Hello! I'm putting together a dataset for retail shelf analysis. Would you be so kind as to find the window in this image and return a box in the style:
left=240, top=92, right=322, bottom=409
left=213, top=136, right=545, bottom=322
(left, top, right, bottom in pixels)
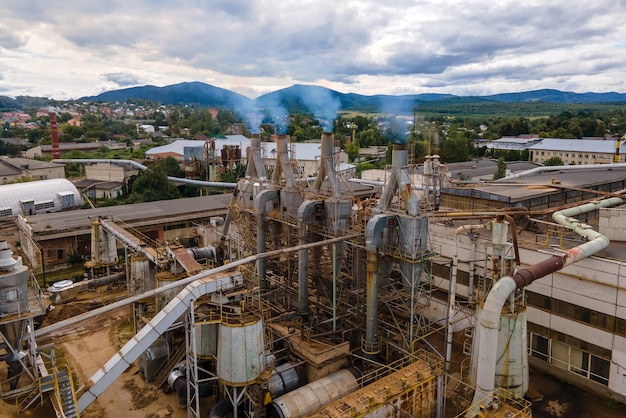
left=530, top=333, right=549, bottom=362
left=34, top=200, right=55, bottom=211
left=0, top=208, right=12, bottom=217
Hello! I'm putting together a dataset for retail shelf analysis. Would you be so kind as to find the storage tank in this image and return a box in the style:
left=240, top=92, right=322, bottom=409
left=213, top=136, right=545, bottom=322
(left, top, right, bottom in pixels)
left=216, top=313, right=267, bottom=386
left=0, top=241, right=30, bottom=389
left=268, top=367, right=361, bottom=418
left=138, top=337, right=169, bottom=383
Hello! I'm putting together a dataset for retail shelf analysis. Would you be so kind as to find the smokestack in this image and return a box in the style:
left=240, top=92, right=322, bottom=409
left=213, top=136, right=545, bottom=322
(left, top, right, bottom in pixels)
left=615, top=140, right=622, bottom=163
left=49, top=112, right=61, bottom=160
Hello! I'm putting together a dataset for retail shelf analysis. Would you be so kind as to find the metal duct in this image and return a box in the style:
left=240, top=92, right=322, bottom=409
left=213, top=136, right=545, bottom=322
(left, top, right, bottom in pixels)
left=313, top=132, right=340, bottom=197
left=297, top=200, right=322, bottom=318
left=467, top=196, right=624, bottom=417
left=364, top=214, right=394, bottom=356
left=272, top=135, right=297, bottom=189
left=379, top=143, right=419, bottom=216
left=254, top=189, right=279, bottom=289
left=52, top=159, right=237, bottom=188
left=246, top=134, right=267, bottom=181
left=268, top=367, right=361, bottom=418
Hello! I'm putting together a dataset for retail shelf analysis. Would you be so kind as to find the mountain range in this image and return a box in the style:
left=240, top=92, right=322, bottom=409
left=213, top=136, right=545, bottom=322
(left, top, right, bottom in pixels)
left=79, top=83, right=626, bottom=114
left=3, top=82, right=626, bottom=115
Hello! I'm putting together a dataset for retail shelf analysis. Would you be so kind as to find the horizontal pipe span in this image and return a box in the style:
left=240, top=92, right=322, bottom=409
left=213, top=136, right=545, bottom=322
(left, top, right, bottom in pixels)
left=52, top=159, right=236, bottom=188
left=34, top=234, right=359, bottom=338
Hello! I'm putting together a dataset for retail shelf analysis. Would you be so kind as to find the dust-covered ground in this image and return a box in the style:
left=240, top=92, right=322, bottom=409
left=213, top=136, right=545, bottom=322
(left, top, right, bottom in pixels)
left=1, top=290, right=188, bottom=418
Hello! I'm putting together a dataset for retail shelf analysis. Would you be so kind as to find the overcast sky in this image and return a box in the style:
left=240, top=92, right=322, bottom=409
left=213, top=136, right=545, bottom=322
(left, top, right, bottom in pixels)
left=2, top=1, right=626, bottom=100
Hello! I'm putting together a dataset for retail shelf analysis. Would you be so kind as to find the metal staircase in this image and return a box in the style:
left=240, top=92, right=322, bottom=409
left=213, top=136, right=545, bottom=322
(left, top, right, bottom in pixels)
left=152, top=343, right=187, bottom=389
left=18, top=367, right=80, bottom=418
left=54, top=369, right=79, bottom=418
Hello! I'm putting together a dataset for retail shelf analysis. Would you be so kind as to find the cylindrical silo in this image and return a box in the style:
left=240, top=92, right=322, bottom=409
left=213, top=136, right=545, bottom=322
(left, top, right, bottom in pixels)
left=194, top=322, right=218, bottom=358
left=0, top=241, right=30, bottom=390
left=268, top=367, right=361, bottom=418
left=216, top=314, right=267, bottom=386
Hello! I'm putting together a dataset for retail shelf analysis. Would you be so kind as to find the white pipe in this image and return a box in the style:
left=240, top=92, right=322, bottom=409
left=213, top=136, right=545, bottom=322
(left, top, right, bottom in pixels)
left=503, top=162, right=626, bottom=180
left=446, top=225, right=484, bottom=373
left=52, top=158, right=237, bottom=188
left=467, top=196, right=623, bottom=417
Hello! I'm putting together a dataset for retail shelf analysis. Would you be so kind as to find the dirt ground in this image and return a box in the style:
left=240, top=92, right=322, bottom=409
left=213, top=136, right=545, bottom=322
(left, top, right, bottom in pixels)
left=0, top=295, right=188, bottom=418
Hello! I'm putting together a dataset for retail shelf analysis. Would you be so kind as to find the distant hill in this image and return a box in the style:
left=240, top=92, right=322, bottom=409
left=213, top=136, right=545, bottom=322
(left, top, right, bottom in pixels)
left=79, top=81, right=251, bottom=108
left=79, top=83, right=626, bottom=115
left=1, top=83, right=623, bottom=114
left=480, top=89, right=626, bottom=104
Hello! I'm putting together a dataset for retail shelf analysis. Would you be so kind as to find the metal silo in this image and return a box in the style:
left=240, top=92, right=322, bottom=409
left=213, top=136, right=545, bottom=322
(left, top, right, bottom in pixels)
left=216, top=312, right=267, bottom=386
left=0, top=241, right=29, bottom=389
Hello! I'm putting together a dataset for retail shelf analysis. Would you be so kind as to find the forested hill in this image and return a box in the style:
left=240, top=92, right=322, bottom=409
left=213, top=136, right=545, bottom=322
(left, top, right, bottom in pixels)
left=3, top=84, right=626, bottom=116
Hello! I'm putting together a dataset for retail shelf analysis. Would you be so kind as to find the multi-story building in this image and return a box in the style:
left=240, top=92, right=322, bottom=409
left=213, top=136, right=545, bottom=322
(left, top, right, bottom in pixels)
left=529, top=138, right=625, bottom=165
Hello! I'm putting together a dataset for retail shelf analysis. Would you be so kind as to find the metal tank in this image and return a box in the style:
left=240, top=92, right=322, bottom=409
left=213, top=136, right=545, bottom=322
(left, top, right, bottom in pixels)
left=0, top=241, right=30, bottom=389
left=194, top=322, right=218, bottom=358
left=138, top=337, right=169, bottom=382
left=216, top=314, right=267, bottom=386
left=268, top=362, right=302, bottom=398
left=268, top=367, right=361, bottom=418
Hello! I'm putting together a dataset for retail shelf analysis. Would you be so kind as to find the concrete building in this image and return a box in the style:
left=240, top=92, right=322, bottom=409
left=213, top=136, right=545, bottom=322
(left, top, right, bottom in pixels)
left=0, top=157, right=65, bottom=184
left=529, top=138, right=625, bottom=165
left=16, top=194, right=231, bottom=271
left=73, top=161, right=141, bottom=199
left=24, top=141, right=128, bottom=159
left=146, top=134, right=351, bottom=180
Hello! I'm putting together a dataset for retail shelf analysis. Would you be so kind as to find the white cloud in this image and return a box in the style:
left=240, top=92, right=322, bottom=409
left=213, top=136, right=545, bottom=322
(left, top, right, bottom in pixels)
left=1, top=0, right=626, bottom=100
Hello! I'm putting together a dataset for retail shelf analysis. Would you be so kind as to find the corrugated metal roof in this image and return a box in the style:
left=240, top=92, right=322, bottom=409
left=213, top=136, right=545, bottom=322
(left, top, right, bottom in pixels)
left=529, top=138, right=625, bottom=153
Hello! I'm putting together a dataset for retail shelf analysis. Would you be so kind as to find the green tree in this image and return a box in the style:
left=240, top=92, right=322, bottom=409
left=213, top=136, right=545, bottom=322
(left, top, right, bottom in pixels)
left=127, top=165, right=181, bottom=203
left=493, top=157, right=507, bottom=180
left=345, top=141, right=360, bottom=162
left=441, top=135, right=470, bottom=163
left=544, top=156, right=564, bottom=166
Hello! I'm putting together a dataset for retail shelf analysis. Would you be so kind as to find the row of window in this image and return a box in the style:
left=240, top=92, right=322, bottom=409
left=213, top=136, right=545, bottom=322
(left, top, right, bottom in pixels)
left=529, top=331, right=610, bottom=386
left=526, top=291, right=626, bottom=336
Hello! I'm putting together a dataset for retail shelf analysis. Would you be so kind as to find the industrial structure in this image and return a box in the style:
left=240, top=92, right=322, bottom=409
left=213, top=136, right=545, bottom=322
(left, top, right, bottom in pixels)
left=2, top=130, right=626, bottom=418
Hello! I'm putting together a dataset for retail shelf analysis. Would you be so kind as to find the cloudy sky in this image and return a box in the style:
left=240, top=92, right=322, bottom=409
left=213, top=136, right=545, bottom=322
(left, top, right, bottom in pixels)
left=2, top=1, right=626, bottom=100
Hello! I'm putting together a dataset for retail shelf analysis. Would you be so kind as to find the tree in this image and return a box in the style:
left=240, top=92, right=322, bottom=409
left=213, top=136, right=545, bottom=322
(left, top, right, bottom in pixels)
left=345, top=142, right=360, bottom=162
left=127, top=165, right=181, bottom=203
left=441, top=135, right=470, bottom=163
left=544, top=156, right=564, bottom=166
left=493, top=157, right=507, bottom=180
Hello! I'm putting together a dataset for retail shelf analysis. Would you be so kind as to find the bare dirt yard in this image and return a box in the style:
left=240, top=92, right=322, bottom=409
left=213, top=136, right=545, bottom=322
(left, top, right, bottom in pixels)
left=1, top=293, right=188, bottom=418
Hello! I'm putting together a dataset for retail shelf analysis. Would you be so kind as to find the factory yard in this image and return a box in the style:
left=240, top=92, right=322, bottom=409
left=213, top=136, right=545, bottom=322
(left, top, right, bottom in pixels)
left=0, top=281, right=187, bottom=418
left=1, top=291, right=622, bottom=418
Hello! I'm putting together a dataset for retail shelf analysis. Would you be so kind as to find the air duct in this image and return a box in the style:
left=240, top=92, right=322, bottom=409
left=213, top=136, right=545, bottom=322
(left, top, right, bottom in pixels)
left=268, top=366, right=361, bottom=418
left=467, top=196, right=624, bottom=417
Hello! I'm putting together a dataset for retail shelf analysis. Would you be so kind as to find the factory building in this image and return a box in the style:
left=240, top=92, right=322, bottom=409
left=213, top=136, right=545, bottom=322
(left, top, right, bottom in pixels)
left=3, top=133, right=626, bottom=418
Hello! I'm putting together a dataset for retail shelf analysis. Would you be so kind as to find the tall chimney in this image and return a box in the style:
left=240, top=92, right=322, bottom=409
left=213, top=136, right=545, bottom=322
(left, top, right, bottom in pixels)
left=49, top=112, right=61, bottom=160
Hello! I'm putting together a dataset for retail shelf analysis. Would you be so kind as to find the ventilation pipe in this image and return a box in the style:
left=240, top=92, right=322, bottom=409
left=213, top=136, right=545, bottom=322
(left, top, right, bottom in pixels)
left=446, top=225, right=485, bottom=373
left=313, top=132, right=340, bottom=197
left=297, top=200, right=322, bottom=319
left=378, top=143, right=419, bottom=216
left=468, top=196, right=623, bottom=417
left=363, top=214, right=394, bottom=356
left=254, top=189, right=279, bottom=289
left=246, top=134, right=268, bottom=181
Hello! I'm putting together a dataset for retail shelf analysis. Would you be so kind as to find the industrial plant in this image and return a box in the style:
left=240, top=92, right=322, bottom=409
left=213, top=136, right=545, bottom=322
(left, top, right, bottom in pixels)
left=2, top=130, right=626, bottom=418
